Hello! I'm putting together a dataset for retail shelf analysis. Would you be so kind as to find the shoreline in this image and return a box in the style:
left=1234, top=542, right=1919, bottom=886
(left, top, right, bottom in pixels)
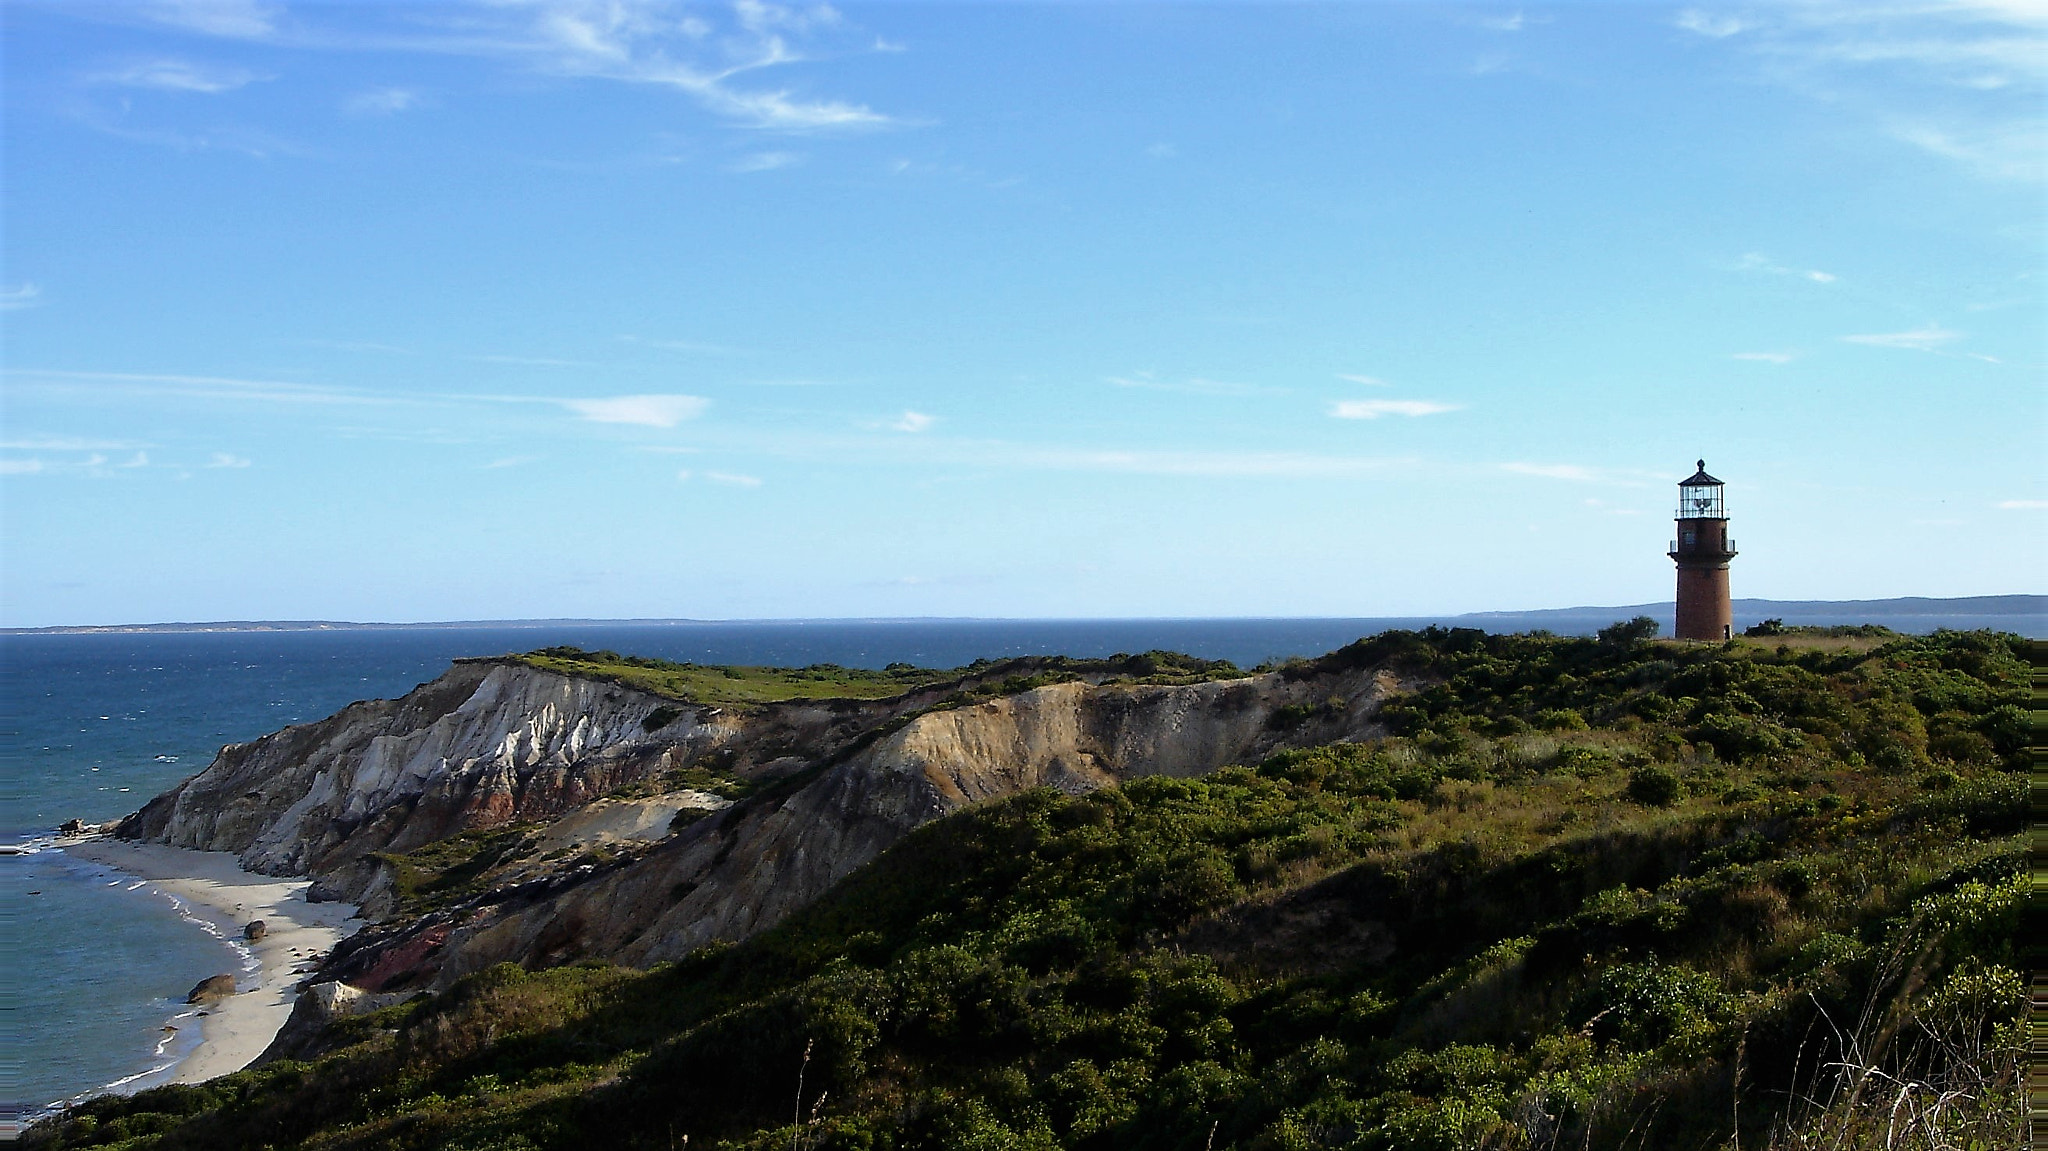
left=58, top=838, right=363, bottom=1088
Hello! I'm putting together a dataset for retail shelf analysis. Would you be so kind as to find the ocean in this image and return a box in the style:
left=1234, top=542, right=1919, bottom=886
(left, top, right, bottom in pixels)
left=4, top=612, right=2041, bottom=1122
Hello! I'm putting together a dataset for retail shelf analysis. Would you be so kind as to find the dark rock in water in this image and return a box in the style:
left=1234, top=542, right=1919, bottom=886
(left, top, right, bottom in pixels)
left=245, top=920, right=268, bottom=942
left=187, top=974, right=238, bottom=1004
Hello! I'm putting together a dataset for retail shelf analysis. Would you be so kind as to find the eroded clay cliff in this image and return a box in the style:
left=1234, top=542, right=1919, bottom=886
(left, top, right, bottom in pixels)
left=121, top=653, right=1408, bottom=1001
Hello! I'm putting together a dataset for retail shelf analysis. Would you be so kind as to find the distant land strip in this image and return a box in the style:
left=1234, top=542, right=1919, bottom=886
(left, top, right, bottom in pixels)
left=5, top=596, right=2040, bottom=635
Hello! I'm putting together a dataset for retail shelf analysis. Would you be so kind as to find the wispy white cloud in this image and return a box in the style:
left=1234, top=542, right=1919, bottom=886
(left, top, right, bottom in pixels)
left=1477, top=11, right=1550, bottom=33
left=467, top=353, right=602, bottom=367
left=344, top=86, right=419, bottom=115
left=1732, top=252, right=1837, bottom=283
left=9, top=369, right=715, bottom=433
left=126, top=0, right=902, bottom=134
left=8, top=368, right=387, bottom=405
left=145, top=0, right=279, bottom=39
left=1890, top=120, right=2045, bottom=180
left=91, top=59, right=268, bottom=93
left=0, top=459, right=48, bottom=475
left=617, top=334, right=752, bottom=356
left=890, top=410, right=935, bottom=433
left=1685, top=2, right=2045, bottom=183
left=996, top=446, right=1408, bottom=478
left=622, top=333, right=753, bottom=356
left=1502, top=462, right=1598, bottom=482
left=0, top=436, right=147, bottom=451
left=1145, top=142, right=1177, bottom=159
left=2, top=283, right=44, bottom=310
left=120, top=452, right=151, bottom=468
left=206, top=452, right=252, bottom=468
left=729, top=150, right=801, bottom=172
left=1732, top=351, right=1797, bottom=363
left=65, top=104, right=316, bottom=158
left=1329, top=399, right=1461, bottom=419
left=560, top=394, right=709, bottom=427
left=1676, top=9, right=1748, bottom=39
left=735, top=0, right=842, bottom=36
left=1840, top=326, right=1963, bottom=350
left=1107, top=372, right=1279, bottom=397
left=1996, top=498, right=2047, bottom=509
left=293, top=337, right=414, bottom=354
left=509, top=1, right=897, bottom=131
left=706, top=470, right=763, bottom=487
left=1336, top=373, right=1392, bottom=387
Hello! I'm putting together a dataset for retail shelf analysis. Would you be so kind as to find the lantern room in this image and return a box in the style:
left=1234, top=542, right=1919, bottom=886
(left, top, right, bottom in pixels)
left=1675, top=460, right=1726, bottom=521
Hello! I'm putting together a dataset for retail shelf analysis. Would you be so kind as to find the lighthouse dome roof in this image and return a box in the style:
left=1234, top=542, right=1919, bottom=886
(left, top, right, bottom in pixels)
left=1680, top=459, right=1723, bottom=486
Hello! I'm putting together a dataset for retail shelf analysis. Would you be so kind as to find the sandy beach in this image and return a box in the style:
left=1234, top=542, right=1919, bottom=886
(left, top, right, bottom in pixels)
left=59, top=838, right=363, bottom=1084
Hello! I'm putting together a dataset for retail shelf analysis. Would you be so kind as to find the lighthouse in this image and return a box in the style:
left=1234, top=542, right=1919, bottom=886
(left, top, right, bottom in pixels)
left=1669, top=460, right=1737, bottom=641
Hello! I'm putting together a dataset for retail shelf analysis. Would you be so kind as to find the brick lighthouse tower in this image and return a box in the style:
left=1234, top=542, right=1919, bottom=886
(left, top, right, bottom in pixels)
left=1669, top=460, right=1737, bottom=641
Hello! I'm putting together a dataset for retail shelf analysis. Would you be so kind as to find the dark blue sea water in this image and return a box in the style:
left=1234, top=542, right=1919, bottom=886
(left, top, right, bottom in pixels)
left=4, top=612, right=2039, bottom=1122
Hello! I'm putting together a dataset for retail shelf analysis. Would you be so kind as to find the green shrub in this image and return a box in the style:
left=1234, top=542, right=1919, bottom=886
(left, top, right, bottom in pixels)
left=1625, top=765, right=1682, bottom=806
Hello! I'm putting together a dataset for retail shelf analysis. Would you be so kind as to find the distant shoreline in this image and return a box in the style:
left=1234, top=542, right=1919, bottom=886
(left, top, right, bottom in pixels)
left=4, top=596, right=2041, bottom=635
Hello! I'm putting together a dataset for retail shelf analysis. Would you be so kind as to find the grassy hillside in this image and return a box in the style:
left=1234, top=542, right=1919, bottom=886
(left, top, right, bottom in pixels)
left=31, top=629, right=2029, bottom=1151
left=499, top=646, right=1246, bottom=706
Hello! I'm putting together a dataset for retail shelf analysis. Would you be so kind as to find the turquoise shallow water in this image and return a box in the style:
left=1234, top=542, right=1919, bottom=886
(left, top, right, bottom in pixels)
left=5, top=612, right=2039, bottom=1123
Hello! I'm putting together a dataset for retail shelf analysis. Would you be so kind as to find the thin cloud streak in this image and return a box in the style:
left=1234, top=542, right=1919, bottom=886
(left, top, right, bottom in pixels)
left=105, top=0, right=905, bottom=133
left=344, top=86, right=419, bottom=115
left=1685, top=1, right=2046, bottom=183
left=895, top=437, right=1415, bottom=479
left=560, top=394, right=710, bottom=427
left=146, top=0, right=279, bottom=39
left=1106, top=373, right=1279, bottom=397
left=91, top=59, right=269, bottom=93
left=1732, top=252, right=1837, bottom=282
left=8, top=369, right=713, bottom=430
left=1329, top=399, right=1461, bottom=419
left=1840, top=326, right=1963, bottom=350
left=0, top=436, right=148, bottom=451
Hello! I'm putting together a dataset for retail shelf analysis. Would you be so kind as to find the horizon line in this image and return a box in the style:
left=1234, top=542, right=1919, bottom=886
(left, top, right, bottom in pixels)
left=5, top=594, right=2041, bottom=635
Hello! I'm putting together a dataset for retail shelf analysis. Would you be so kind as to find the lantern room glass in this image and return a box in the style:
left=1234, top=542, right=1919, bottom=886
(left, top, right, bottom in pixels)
left=1676, top=481, right=1725, bottom=520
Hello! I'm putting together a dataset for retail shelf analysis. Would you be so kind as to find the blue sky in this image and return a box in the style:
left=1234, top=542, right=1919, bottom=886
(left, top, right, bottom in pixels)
left=2, top=0, right=2041, bottom=627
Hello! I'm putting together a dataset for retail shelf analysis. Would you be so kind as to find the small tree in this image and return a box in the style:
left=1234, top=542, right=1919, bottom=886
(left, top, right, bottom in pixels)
left=1597, top=615, right=1660, bottom=649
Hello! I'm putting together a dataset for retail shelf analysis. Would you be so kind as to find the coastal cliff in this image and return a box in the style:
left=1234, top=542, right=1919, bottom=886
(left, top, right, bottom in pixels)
left=119, top=651, right=1402, bottom=994
left=42, top=629, right=2026, bottom=1151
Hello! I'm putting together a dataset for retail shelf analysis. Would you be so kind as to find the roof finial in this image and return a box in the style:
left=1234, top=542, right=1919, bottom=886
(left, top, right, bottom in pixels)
left=1697, top=458, right=1705, bottom=471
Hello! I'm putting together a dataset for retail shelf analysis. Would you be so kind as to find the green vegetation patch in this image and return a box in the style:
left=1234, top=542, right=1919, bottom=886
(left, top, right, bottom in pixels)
left=372, top=825, right=543, bottom=916
left=31, top=629, right=2027, bottom=1151
left=505, top=647, right=1245, bottom=708
left=506, top=648, right=952, bottom=705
